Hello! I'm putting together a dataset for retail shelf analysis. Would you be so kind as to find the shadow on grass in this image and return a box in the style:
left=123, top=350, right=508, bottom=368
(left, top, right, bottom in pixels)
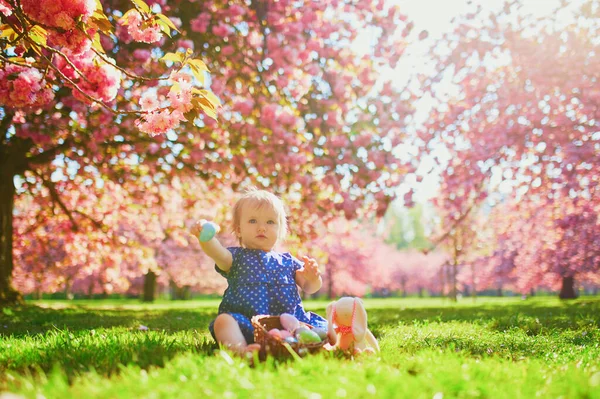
left=367, top=298, right=600, bottom=337
left=1, top=305, right=217, bottom=337
left=0, top=304, right=220, bottom=385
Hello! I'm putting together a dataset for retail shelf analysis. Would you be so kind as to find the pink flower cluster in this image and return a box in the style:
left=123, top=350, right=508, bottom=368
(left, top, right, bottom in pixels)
left=135, top=109, right=185, bottom=137
left=190, top=13, right=211, bottom=33
left=0, top=0, right=12, bottom=16
left=0, top=64, right=54, bottom=108
left=167, top=71, right=194, bottom=113
left=54, top=49, right=122, bottom=103
left=124, top=10, right=162, bottom=44
left=21, top=0, right=95, bottom=30
left=48, top=27, right=95, bottom=55
left=135, top=71, right=196, bottom=135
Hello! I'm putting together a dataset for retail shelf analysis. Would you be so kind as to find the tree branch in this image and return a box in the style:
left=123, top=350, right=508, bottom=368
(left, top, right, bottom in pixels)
left=26, top=138, right=73, bottom=167
left=32, top=169, right=79, bottom=231
left=31, top=169, right=106, bottom=232
left=0, top=110, right=15, bottom=147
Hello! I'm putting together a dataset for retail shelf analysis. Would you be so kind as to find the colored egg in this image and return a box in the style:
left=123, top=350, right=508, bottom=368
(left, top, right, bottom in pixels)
left=279, top=330, right=292, bottom=339
left=284, top=336, right=298, bottom=344
left=293, top=326, right=310, bottom=337
left=280, top=313, right=300, bottom=332
left=296, top=329, right=321, bottom=344
left=297, top=348, right=308, bottom=357
left=199, top=222, right=218, bottom=242
left=312, top=327, right=328, bottom=340
left=268, top=328, right=282, bottom=339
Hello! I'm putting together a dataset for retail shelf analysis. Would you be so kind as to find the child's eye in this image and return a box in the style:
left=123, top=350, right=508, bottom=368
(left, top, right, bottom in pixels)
left=267, top=220, right=276, bottom=225
left=249, top=219, right=257, bottom=224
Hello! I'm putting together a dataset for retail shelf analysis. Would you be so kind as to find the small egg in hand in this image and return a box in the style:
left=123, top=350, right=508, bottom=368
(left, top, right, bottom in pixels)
left=199, top=222, right=218, bottom=242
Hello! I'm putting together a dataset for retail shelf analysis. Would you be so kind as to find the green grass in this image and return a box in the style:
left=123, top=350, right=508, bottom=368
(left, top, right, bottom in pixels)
left=1, top=297, right=599, bottom=398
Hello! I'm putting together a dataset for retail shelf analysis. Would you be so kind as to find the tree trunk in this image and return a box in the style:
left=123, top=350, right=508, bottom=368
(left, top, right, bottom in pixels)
left=559, top=276, right=577, bottom=299
left=327, top=267, right=333, bottom=299
left=449, top=261, right=458, bottom=301
left=64, top=278, right=73, bottom=300
left=0, top=163, right=22, bottom=305
left=87, top=280, right=94, bottom=298
left=470, top=262, right=476, bottom=300
left=439, top=265, right=446, bottom=297
left=497, top=286, right=503, bottom=297
left=143, top=271, right=156, bottom=302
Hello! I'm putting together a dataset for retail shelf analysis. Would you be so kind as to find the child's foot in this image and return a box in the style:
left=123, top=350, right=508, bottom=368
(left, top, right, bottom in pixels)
left=245, top=343, right=261, bottom=355
left=323, top=343, right=335, bottom=351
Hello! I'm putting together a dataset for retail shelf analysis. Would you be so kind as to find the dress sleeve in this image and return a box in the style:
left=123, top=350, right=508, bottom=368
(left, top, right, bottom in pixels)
left=214, top=247, right=240, bottom=278
left=284, top=252, right=305, bottom=272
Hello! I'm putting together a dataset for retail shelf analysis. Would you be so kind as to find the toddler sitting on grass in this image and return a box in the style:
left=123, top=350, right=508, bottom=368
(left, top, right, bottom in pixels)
left=190, top=187, right=329, bottom=355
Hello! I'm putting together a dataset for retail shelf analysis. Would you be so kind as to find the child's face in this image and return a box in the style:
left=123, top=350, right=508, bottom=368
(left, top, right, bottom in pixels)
left=237, top=203, right=280, bottom=251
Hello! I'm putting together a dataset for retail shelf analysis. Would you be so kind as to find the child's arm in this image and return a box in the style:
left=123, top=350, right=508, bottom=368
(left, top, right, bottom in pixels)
left=295, top=256, right=322, bottom=294
left=191, top=220, right=233, bottom=272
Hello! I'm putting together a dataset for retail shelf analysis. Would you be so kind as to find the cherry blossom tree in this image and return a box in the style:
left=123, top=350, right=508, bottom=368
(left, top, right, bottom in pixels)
left=479, top=195, right=600, bottom=299
left=2, top=0, right=415, bottom=303
left=412, top=0, right=600, bottom=298
left=1, top=0, right=218, bottom=303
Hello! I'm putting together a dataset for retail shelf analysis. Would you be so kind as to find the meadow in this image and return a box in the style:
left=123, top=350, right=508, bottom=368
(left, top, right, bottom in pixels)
left=1, top=297, right=599, bottom=398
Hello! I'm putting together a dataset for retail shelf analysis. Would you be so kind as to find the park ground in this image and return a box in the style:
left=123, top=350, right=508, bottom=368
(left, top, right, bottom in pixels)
left=1, top=297, right=599, bottom=398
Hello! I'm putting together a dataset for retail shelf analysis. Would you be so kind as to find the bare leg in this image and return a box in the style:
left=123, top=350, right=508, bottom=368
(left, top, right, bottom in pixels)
left=213, top=314, right=260, bottom=355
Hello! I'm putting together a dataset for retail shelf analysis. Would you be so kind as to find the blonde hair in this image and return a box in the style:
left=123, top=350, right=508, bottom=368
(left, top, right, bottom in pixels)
left=232, top=187, right=288, bottom=244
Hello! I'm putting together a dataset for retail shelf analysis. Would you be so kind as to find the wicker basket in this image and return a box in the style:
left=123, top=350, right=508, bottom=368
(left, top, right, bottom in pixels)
left=252, top=315, right=327, bottom=360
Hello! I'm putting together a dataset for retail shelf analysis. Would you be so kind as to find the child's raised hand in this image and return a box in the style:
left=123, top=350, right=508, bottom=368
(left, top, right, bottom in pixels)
left=190, top=219, right=219, bottom=238
left=296, top=256, right=321, bottom=281
left=190, top=219, right=206, bottom=237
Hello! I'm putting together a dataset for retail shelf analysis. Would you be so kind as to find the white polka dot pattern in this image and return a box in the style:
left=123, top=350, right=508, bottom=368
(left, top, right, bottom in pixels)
left=214, top=247, right=327, bottom=328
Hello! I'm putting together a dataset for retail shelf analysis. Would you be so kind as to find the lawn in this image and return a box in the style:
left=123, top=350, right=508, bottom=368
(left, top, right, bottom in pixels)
left=1, top=296, right=599, bottom=398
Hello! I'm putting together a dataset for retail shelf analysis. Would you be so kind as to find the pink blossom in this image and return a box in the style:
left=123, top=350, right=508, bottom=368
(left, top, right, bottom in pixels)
left=21, top=0, right=95, bottom=30
left=227, top=4, right=246, bottom=17
left=278, top=110, right=296, bottom=126
left=169, top=17, right=182, bottom=29
left=55, top=49, right=122, bottom=103
left=260, top=103, right=278, bottom=127
left=46, top=26, right=96, bottom=54
left=124, top=10, right=162, bottom=44
left=140, top=92, right=160, bottom=111
left=100, top=35, right=116, bottom=51
left=133, top=49, right=152, bottom=62
left=212, top=22, right=231, bottom=38
left=221, top=46, right=235, bottom=56
left=148, top=143, right=161, bottom=154
left=209, top=78, right=224, bottom=96
left=248, top=31, right=262, bottom=48
left=168, top=71, right=193, bottom=84
left=168, top=83, right=193, bottom=113
left=233, top=99, right=254, bottom=116
left=0, top=0, right=12, bottom=16
left=325, top=110, right=340, bottom=127
left=177, top=40, right=195, bottom=51
left=0, top=64, right=54, bottom=108
left=191, top=13, right=211, bottom=33
left=136, top=109, right=177, bottom=136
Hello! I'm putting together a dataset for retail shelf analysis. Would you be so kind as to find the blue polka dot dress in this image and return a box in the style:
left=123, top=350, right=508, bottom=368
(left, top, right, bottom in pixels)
left=209, top=247, right=327, bottom=344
